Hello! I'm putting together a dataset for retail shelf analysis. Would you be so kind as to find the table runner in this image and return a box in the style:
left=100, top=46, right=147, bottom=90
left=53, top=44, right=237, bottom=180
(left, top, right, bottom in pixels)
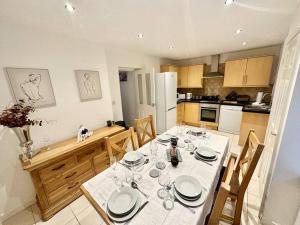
left=82, top=126, right=229, bottom=225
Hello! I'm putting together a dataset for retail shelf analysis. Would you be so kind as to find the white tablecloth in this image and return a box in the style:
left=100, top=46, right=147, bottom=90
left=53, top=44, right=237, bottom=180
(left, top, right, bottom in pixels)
left=83, top=126, right=229, bottom=225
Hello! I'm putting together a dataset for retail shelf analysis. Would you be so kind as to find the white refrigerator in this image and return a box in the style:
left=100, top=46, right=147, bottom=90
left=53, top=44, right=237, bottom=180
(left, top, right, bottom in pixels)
left=155, top=72, right=177, bottom=134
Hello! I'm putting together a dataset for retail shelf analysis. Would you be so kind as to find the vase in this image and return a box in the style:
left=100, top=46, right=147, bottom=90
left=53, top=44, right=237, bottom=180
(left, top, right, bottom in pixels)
left=12, top=125, right=34, bottom=160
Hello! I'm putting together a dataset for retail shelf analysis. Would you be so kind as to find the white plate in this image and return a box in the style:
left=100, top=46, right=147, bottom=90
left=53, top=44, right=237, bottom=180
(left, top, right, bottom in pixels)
left=107, top=187, right=138, bottom=215
left=157, top=134, right=172, bottom=142
left=196, top=146, right=216, bottom=159
left=195, top=154, right=218, bottom=162
left=174, top=175, right=202, bottom=198
left=123, top=151, right=143, bottom=163
left=174, top=187, right=207, bottom=207
left=107, top=194, right=142, bottom=222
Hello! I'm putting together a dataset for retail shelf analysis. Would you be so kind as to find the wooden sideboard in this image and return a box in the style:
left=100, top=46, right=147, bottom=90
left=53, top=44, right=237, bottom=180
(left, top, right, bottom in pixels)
left=22, top=125, right=125, bottom=221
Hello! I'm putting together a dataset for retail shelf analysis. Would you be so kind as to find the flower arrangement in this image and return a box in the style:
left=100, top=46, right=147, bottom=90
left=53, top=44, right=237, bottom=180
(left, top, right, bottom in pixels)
left=0, top=100, right=42, bottom=128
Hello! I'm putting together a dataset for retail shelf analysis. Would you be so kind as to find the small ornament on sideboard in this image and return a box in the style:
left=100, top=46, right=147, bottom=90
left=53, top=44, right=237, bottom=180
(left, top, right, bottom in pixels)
left=0, top=100, right=43, bottom=160
left=77, top=125, right=93, bottom=143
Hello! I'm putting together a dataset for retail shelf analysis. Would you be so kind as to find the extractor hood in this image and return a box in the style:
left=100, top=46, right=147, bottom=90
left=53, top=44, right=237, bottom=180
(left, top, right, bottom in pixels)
left=204, top=54, right=224, bottom=77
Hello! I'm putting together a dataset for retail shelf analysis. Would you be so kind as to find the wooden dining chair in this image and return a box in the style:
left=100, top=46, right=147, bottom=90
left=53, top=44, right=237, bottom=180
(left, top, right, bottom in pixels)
left=134, top=115, right=156, bottom=147
left=208, top=130, right=264, bottom=225
left=105, top=127, right=138, bottom=161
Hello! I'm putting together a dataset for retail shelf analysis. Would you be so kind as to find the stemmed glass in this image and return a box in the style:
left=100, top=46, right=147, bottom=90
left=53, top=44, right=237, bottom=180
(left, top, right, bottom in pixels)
left=150, top=141, right=158, bottom=164
left=157, top=171, right=171, bottom=199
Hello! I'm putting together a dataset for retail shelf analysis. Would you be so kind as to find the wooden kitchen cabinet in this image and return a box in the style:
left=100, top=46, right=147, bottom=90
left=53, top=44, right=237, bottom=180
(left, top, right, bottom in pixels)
left=224, top=56, right=273, bottom=87
left=224, top=59, right=247, bottom=87
left=176, top=102, right=185, bottom=124
left=184, top=102, right=200, bottom=125
left=160, top=65, right=178, bottom=73
left=188, top=64, right=204, bottom=88
left=239, top=112, right=270, bottom=146
left=245, top=56, right=273, bottom=86
left=178, top=66, right=189, bottom=88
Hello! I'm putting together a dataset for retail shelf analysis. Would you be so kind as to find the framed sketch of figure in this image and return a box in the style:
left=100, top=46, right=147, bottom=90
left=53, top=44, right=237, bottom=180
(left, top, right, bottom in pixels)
left=75, top=70, right=102, bottom=101
left=5, top=67, right=56, bottom=108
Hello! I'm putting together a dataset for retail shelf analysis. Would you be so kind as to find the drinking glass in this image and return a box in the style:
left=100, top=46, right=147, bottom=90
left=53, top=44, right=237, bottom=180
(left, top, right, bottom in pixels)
left=110, top=156, right=117, bottom=178
left=185, top=143, right=195, bottom=152
left=200, top=124, right=207, bottom=137
left=157, top=171, right=171, bottom=199
left=150, top=141, right=158, bottom=163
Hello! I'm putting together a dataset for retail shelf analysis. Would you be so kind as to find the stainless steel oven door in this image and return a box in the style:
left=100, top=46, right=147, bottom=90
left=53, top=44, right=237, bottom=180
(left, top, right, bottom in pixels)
left=199, top=104, right=220, bottom=123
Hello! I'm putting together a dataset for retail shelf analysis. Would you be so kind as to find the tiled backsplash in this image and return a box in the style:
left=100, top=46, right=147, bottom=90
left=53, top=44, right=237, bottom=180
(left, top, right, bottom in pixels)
left=178, top=77, right=272, bottom=100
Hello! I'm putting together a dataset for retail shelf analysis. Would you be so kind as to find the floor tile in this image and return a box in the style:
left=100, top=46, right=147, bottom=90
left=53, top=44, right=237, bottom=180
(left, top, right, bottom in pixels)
left=32, top=204, right=75, bottom=225
left=65, top=218, right=79, bottom=225
left=3, top=207, right=35, bottom=225
left=76, top=206, right=104, bottom=225
left=69, top=196, right=91, bottom=216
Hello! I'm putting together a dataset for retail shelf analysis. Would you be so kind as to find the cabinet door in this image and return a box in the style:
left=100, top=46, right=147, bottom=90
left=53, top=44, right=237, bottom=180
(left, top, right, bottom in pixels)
left=224, top=59, right=247, bottom=87
left=184, top=103, right=199, bottom=124
left=176, top=103, right=184, bottom=124
left=188, top=65, right=204, bottom=88
left=245, top=56, right=273, bottom=86
left=178, top=66, right=188, bottom=88
left=160, top=65, right=178, bottom=73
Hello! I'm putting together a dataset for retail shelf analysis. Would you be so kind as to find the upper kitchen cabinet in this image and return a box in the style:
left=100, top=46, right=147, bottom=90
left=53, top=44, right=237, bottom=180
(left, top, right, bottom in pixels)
left=224, top=59, right=247, bottom=87
left=245, top=56, right=273, bottom=86
left=187, top=64, right=204, bottom=88
left=224, top=55, right=273, bottom=87
left=160, top=65, right=178, bottom=73
left=178, top=66, right=189, bottom=88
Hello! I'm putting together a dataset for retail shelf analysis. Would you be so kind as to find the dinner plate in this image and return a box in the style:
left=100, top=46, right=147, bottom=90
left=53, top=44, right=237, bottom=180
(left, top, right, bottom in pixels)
left=175, top=188, right=201, bottom=201
left=107, top=187, right=138, bottom=216
left=124, top=151, right=143, bottom=164
left=157, top=134, right=172, bottom=142
left=174, top=175, right=202, bottom=198
left=174, top=187, right=207, bottom=207
left=107, top=194, right=142, bottom=222
left=195, top=154, right=218, bottom=162
left=196, top=146, right=216, bottom=159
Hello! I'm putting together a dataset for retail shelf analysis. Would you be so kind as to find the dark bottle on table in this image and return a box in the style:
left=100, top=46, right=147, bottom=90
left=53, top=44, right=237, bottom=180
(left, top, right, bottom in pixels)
left=170, top=146, right=179, bottom=167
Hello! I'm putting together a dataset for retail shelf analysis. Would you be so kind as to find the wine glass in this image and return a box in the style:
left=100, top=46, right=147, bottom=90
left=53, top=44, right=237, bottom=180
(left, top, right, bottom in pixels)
left=157, top=171, right=171, bottom=199
left=150, top=141, right=158, bottom=163
left=200, top=124, right=207, bottom=137
left=110, top=156, right=117, bottom=177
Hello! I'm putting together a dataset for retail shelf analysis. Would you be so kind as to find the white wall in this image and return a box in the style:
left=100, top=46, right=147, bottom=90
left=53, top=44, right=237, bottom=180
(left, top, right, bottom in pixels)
left=0, top=22, right=113, bottom=221
left=119, top=72, right=137, bottom=127
left=261, top=8, right=300, bottom=225
left=105, top=48, right=160, bottom=121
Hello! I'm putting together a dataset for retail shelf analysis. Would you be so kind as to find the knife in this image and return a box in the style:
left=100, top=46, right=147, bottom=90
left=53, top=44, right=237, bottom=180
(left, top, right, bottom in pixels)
left=124, top=201, right=149, bottom=225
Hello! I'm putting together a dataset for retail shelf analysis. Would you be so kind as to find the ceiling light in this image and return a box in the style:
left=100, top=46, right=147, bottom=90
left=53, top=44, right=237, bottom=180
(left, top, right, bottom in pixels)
left=137, top=33, right=144, bottom=39
left=236, top=29, right=242, bottom=34
left=242, top=41, right=247, bottom=46
left=169, top=45, right=174, bottom=50
left=225, top=0, right=234, bottom=5
left=65, top=3, right=75, bottom=12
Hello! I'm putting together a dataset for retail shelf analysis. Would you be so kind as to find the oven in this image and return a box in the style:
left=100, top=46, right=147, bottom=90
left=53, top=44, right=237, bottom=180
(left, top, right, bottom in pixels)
left=199, top=103, right=220, bottom=123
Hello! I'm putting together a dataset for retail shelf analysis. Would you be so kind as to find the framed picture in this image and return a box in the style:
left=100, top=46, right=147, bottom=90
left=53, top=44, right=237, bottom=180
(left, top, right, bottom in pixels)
left=5, top=67, right=56, bottom=108
left=75, top=70, right=102, bottom=101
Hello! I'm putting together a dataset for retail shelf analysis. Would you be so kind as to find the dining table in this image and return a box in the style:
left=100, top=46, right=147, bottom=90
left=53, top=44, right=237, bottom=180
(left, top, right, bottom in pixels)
left=81, top=125, right=229, bottom=225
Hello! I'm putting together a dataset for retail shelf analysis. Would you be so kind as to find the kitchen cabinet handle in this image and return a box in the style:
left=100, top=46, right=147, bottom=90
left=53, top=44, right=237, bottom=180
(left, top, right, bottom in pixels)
left=65, top=172, right=77, bottom=179
left=68, top=182, right=79, bottom=189
left=52, top=164, right=65, bottom=171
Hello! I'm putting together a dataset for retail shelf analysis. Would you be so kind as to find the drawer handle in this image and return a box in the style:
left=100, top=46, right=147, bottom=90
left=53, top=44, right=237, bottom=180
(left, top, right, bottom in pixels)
left=85, top=150, right=95, bottom=155
left=65, top=172, right=77, bottom=179
left=68, top=182, right=79, bottom=189
left=52, top=164, right=65, bottom=171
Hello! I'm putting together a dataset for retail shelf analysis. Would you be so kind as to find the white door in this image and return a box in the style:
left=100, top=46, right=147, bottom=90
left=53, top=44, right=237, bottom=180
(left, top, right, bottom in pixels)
left=134, top=68, right=156, bottom=120
left=258, top=32, right=300, bottom=216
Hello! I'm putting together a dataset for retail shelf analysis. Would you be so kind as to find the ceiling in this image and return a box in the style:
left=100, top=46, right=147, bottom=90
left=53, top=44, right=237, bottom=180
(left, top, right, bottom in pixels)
left=0, top=0, right=299, bottom=59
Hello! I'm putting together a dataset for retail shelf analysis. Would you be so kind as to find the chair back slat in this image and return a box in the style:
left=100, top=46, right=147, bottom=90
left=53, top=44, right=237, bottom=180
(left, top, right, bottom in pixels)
left=105, top=127, right=138, bottom=160
left=134, top=115, right=156, bottom=147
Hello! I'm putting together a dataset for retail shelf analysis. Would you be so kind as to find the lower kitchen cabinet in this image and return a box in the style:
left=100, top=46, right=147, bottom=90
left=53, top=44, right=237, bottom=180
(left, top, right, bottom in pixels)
left=176, top=103, right=184, bottom=124
left=184, top=102, right=200, bottom=125
left=239, top=112, right=270, bottom=145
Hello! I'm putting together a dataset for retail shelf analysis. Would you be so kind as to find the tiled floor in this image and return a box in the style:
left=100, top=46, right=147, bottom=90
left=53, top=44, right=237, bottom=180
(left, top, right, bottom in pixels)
left=3, top=131, right=263, bottom=225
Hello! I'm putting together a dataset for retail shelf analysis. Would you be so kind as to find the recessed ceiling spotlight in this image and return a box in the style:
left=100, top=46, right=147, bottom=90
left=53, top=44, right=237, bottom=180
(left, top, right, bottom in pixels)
left=65, top=3, right=75, bottom=12
left=169, top=45, right=174, bottom=50
left=236, top=29, right=242, bottom=34
left=242, top=41, right=247, bottom=46
left=225, top=0, right=234, bottom=5
left=137, top=33, right=144, bottom=39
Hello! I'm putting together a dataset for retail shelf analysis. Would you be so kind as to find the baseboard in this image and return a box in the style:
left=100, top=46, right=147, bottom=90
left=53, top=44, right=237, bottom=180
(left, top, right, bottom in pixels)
left=0, top=199, right=36, bottom=223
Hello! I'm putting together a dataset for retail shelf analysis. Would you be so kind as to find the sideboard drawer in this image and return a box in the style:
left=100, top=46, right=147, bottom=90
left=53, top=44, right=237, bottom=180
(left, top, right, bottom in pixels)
left=43, top=161, right=92, bottom=194
left=47, top=169, right=93, bottom=205
left=39, top=157, right=75, bottom=182
left=76, top=143, right=104, bottom=163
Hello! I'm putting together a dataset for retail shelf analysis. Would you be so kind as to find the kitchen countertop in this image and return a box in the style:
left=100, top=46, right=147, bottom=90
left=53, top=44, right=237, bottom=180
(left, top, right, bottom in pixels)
left=177, top=99, right=271, bottom=114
